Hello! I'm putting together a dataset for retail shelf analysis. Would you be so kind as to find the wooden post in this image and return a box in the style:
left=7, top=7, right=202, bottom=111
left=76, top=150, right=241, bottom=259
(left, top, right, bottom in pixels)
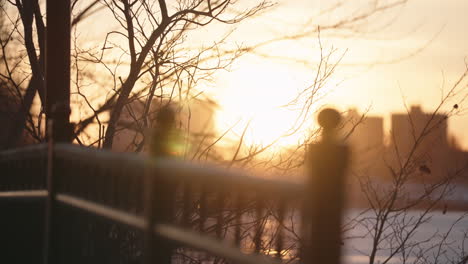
left=43, top=6, right=72, bottom=259
left=46, top=0, right=72, bottom=143
left=303, top=108, right=349, bottom=264
left=143, top=106, right=176, bottom=264
left=43, top=119, right=57, bottom=264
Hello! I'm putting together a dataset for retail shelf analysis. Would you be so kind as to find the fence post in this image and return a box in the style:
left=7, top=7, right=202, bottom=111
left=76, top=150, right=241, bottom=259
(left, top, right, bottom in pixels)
left=303, top=108, right=349, bottom=264
left=43, top=118, right=57, bottom=264
left=143, top=106, right=176, bottom=264
left=46, top=0, right=71, bottom=143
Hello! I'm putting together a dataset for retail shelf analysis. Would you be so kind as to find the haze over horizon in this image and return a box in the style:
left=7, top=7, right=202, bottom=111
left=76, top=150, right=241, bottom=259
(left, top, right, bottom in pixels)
left=30, top=0, right=468, bottom=150
left=201, top=0, right=468, bottom=149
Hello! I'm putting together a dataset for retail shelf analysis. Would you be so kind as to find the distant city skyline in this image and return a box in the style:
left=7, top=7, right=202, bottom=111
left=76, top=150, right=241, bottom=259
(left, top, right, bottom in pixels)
left=346, top=105, right=468, bottom=186
left=204, top=0, right=468, bottom=149
left=347, top=105, right=459, bottom=149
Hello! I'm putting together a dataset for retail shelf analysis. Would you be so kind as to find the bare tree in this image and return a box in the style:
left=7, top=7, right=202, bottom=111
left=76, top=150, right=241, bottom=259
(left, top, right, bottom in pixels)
left=343, top=65, right=468, bottom=264
left=1, top=0, right=419, bottom=160
left=5, top=1, right=468, bottom=264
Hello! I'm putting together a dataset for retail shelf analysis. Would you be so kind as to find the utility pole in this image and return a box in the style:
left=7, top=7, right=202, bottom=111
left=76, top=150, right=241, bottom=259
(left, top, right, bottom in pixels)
left=46, top=0, right=72, bottom=143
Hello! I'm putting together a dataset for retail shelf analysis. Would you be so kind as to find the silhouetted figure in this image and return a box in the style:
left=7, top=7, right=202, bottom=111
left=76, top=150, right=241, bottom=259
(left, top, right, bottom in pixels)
left=442, top=204, right=448, bottom=214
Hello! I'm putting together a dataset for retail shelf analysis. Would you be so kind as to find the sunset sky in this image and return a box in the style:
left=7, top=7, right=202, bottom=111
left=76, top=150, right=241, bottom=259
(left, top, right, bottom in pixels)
left=207, top=0, right=468, bottom=148
left=77, top=0, right=468, bottom=149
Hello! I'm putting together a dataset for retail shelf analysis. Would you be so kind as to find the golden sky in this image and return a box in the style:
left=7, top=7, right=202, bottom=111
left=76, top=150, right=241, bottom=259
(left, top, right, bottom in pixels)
left=76, top=0, right=468, bottom=149
left=205, top=0, right=468, bottom=149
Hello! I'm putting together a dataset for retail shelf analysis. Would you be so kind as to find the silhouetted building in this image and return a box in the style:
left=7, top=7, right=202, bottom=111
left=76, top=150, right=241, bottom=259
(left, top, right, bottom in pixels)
left=346, top=105, right=468, bottom=183
left=346, top=109, right=384, bottom=152
left=389, top=106, right=450, bottom=182
left=112, top=98, right=216, bottom=154
left=390, top=105, right=448, bottom=160
left=345, top=109, right=386, bottom=179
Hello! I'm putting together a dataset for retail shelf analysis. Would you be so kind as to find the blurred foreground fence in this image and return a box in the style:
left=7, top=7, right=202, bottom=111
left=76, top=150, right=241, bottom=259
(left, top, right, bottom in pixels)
left=0, top=109, right=348, bottom=264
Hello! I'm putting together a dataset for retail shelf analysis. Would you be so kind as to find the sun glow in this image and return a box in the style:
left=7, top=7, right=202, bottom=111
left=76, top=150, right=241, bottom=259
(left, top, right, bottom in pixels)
left=214, top=61, right=313, bottom=148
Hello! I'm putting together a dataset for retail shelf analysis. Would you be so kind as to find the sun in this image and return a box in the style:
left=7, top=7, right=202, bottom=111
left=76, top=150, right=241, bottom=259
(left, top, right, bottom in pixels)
left=214, top=60, right=312, bottom=148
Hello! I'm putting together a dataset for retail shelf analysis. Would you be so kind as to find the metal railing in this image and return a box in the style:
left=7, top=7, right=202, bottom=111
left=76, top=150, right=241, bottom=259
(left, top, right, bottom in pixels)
left=0, top=108, right=349, bottom=264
